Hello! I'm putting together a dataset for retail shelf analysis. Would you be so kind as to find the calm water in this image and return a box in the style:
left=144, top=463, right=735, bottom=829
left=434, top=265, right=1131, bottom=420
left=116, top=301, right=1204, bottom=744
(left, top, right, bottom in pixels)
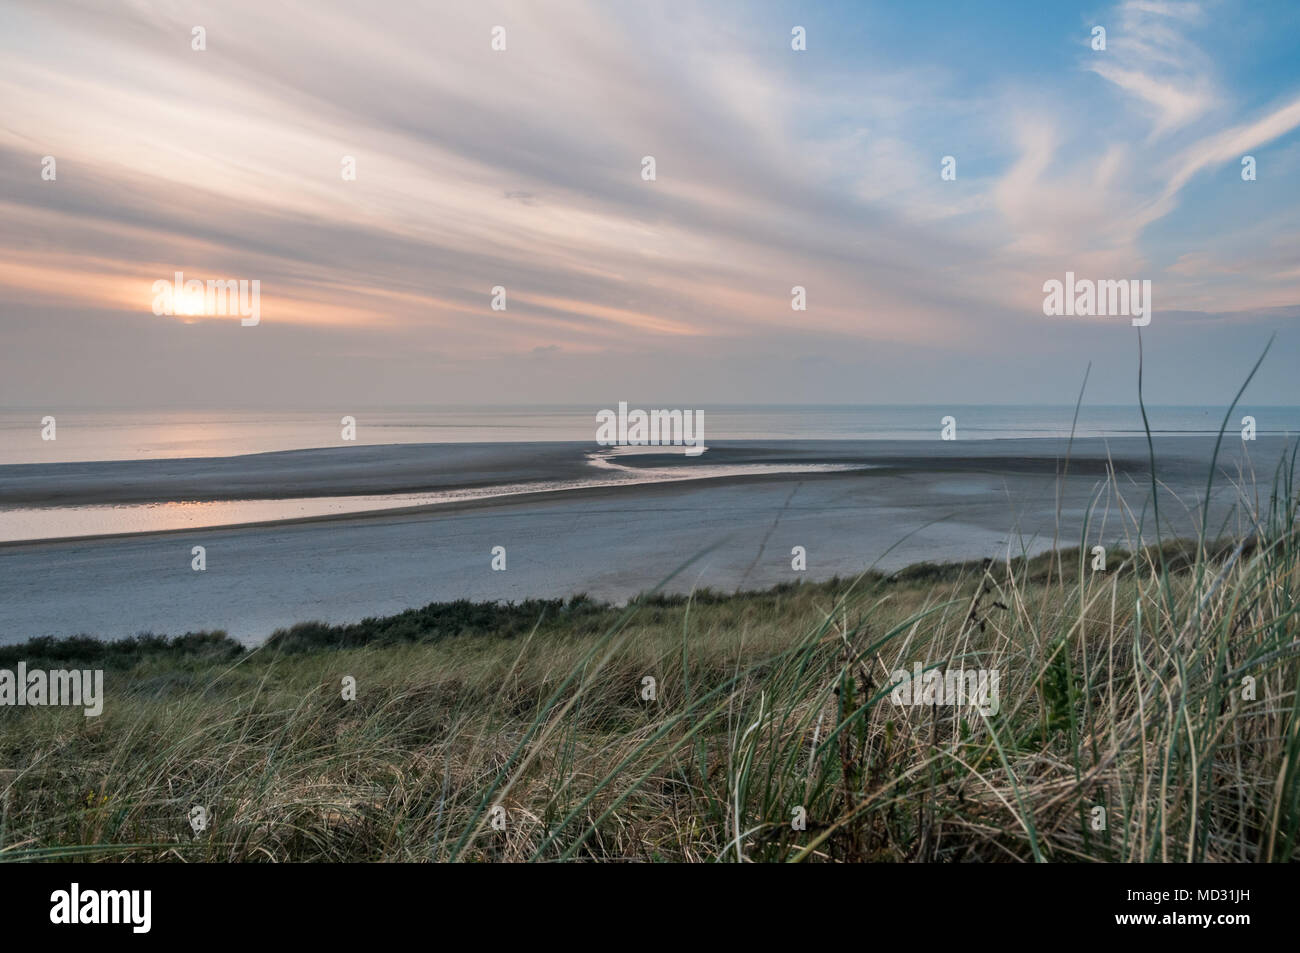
left=0, top=455, right=866, bottom=542
left=3, top=405, right=1298, bottom=465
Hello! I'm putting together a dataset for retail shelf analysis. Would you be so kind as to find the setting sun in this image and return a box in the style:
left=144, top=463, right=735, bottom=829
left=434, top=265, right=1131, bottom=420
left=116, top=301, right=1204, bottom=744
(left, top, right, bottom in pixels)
left=173, top=288, right=207, bottom=318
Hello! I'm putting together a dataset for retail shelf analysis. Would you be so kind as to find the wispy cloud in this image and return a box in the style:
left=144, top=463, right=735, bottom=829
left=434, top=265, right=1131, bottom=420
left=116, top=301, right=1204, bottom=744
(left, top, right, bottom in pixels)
left=0, top=0, right=1296, bottom=405
left=1087, top=0, right=1216, bottom=137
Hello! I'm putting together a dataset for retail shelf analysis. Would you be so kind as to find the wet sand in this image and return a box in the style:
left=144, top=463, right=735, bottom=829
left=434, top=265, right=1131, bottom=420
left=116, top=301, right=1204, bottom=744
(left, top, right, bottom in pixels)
left=0, top=436, right=1289, bottom=644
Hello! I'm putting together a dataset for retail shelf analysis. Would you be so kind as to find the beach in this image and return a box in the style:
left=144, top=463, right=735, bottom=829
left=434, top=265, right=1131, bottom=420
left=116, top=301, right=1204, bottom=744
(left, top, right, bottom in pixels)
left=0, top=434, right=1286, bottom=645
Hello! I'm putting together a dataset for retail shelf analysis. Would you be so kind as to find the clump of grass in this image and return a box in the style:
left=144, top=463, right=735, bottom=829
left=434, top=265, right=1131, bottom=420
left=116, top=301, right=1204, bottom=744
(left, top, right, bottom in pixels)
left=0, top=631, right=243, bottom=671
left=263, top=595, right=610, bottom=653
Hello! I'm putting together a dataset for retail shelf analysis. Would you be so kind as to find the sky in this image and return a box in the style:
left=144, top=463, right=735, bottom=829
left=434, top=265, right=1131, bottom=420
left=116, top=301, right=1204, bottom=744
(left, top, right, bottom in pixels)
left=1, top=0, right=1298, bottom=408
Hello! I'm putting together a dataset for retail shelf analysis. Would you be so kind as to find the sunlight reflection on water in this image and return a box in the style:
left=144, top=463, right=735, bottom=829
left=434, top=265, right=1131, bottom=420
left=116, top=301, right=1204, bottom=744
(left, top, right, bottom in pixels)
left=0, top=455, right=870, bottom=543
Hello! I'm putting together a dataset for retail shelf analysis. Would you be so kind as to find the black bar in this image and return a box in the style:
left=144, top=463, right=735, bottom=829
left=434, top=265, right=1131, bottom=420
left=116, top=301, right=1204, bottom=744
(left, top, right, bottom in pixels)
left=0, top=862, right=1276, bottom=940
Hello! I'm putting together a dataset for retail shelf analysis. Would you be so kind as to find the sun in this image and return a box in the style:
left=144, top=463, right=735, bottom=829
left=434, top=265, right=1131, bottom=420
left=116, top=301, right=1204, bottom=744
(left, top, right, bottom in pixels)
left=174, top=288, right=208, bottom=317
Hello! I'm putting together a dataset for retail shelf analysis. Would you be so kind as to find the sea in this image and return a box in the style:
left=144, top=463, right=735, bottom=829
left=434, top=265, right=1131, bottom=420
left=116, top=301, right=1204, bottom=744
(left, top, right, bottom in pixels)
left=3, top=404, right=1298, bottom=466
